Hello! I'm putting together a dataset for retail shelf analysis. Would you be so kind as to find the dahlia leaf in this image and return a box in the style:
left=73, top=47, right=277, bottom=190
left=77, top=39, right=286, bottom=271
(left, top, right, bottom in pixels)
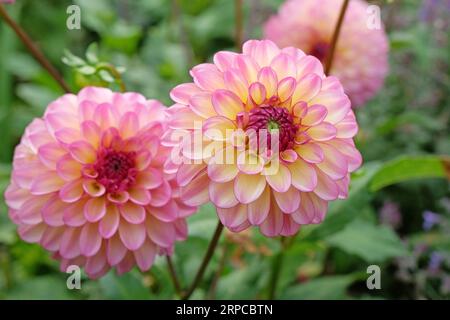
left=370, top=155, right=449, bottom=191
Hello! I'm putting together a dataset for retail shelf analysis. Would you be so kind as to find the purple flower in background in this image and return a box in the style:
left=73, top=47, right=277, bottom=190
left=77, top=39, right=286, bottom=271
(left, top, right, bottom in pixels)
left=428, top=252, right=444, bottom=275
left=380, top=201, right=402, bottom=229
left=0, top=0, right=15, bottom=4
left=420, top=0, right=450, bottom=23
left=422, top=210, right=442, bottom=230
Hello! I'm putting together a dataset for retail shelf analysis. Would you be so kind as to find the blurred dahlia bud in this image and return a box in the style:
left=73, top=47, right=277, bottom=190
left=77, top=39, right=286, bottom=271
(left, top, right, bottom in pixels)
left=165, top=40, right=362, bottom=237
left=264, top=0, right=389, bottom=107
left=4, top=87, right=197, bottom=278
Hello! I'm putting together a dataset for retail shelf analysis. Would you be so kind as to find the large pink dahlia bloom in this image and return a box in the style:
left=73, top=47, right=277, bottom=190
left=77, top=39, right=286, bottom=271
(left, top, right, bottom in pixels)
left=264, top=0, right=389, bottom=107
left=166, top=40, right=362, bottom=237
left=4, top=87, right=197, bottom=278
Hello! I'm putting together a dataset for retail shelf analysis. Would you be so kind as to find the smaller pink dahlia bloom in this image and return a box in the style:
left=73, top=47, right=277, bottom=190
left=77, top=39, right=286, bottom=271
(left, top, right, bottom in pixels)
left=166, top=39, right=362, bottom=237
left=264, top=0, right=389, bottom=107
left=4, top=87, right=197, bottom=278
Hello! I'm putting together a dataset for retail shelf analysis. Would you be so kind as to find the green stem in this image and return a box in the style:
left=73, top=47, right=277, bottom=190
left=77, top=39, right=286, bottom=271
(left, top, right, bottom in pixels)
left=166, top=255, right=183, bottom=297
left=0, top=4, right=71, bottom=93
left=181, top=221, right=224, bottom=300
left=268, top=237, right=287, bottom=299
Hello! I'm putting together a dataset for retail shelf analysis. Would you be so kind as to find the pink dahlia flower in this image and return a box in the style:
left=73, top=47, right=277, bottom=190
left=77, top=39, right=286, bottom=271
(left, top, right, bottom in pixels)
left=166, top=40, right=362, bottom=237
left=4, top=87, right=197, bottom=278
left=264, top=0, right=389, bottom=107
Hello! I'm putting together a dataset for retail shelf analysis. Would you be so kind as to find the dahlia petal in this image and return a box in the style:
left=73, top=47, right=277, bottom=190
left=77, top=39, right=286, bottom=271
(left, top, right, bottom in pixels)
left=315, top=143, right=348, bottom=180
left=257, top=67, right=278, bottom=98
left=59, top=179, right=83, bottom=203
left=4, top=185, right=29, bottom=210
left=41, top=227, right=64, bottom=251
left=291, top=193, right=315, bottom=225
left=203, top=116, right=236, bottom=142
left=237, top=151, right=264, bottom=174
left=314, top=169, right=339, bottom=201
left=274, top=186, right=301, bottom=213
left=80, top=120, right=101, bottom=148
left=217, top=204, right=248, bottom=229
left=296, top=142, right=324, bottom=163
left=189, top=93, right=216, bottom=118
left=249, top=82, right=267, bottom=105
left=148, top=199, right=178, bottom=222
left=169, top=105, right=204, bottom=130
left=296, top=56, right=325, bottom=79
left=190, top=63, right=225, bottom=91
left=56, top=154, right=82, bottom=181
left=289, top=158, right=317, bottom=191
left=107, top=234, right=127, bottom=266
left=42, top=196, right=67, bottom=226
left=234, top=173, right=266, bottom=204
left=146, top=215, right=176, bottom=248
left=134, top=239, right=157, bottom=271
left=292, top=74, right=322, bottom=103
left=236, top=55, right=259, bottom=83
left=136, top=168, right=163, bottom=189
left=59, top=227, right=81, bottom=259
left=30, top=172, right=65, bottom=195
left=18, top=223, right=46, bottom=243
left=311, top=92, right=351, bottom=124
left=277, top=77, right=296, bottom=102
left=243, top=40, right=280, bottom=67
left=135, top=150, right=152, bottom=171
left=248, top=186, right=270, bottom=225
left=259, top=200, right=284, bottom=237
left=280, top=149, right=298, bottom=163
left=84, top=197, right=107, bottom=223
left=116, top=252, right=135, bottom=275
left=265, top=164, right=291, bottom=193
left=309, top=193, right=328, bottom=223
left=119, top=220, right=146, bottom=251
left=99, top=205, right=120, bottom=239
left=85, top=247, right=107, bottom=275
left=69, top=141, right=97, bottom=164
left=208, top=161, right=238, bottom=183
left=307, top=122, right=337, bottom=141
left=271, top=53, right=297, bottom=80
left=335, top=111, right=358, bottom=138
left=128, top=188, right=151, bottom=206
left=63, top=200, right=87, bottom=227
left=38, top=143, right=66, bottom=170
left=149, top=180, right=172, bottom=207
left=210, top=180, right=239, bottom=208
left=280, top=216, right=300, bottom=236
left=79, top=223, right=102, bottom=257
left=120, top=201, right=146, bottom=224
left=212, top=89, right=244, bottom=119
left=214, top=51, right=238, bottom=72
left=180, top=171, right=210, bottom=206
left=224, top=69, right=249, bottom=101
left=170, top=83, right=203, bottom=105
left=119, top=112, right=139, bottom=139
left=301, top=104, right=328, bottom=126
left=93, top=103, right=118, bottom=130
left=327, top=139, right=362, bottom=172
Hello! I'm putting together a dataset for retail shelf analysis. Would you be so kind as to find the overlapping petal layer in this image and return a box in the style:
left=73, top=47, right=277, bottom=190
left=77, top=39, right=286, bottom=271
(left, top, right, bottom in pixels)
left=166, top=40, right=362, bottom=237
left=5, top=87, right=197, bottom=278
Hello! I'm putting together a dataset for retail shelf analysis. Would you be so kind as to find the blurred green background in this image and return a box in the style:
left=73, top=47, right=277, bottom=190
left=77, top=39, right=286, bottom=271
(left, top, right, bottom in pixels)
left=0, top=0, right=449, bottom=299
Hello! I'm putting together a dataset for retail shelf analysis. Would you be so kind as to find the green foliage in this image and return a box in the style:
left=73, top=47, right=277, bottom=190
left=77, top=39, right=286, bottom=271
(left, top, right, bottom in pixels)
left=0, top=0, right=448, bottom=300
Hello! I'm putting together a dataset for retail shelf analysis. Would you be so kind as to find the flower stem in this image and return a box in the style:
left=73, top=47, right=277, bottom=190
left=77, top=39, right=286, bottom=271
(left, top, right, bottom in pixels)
left=267, top=237, right=288, bottom=299
left=207, top=240, right=229, bottom=299
left=325, top=0, right=349, bottom=75
left=0, top=4, right=71, bottom=93
left=181, top=221, right=224, bottom=300
left=166, top=255, right=183, bottom=297
left=234, top=0, right=243, bottom=50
